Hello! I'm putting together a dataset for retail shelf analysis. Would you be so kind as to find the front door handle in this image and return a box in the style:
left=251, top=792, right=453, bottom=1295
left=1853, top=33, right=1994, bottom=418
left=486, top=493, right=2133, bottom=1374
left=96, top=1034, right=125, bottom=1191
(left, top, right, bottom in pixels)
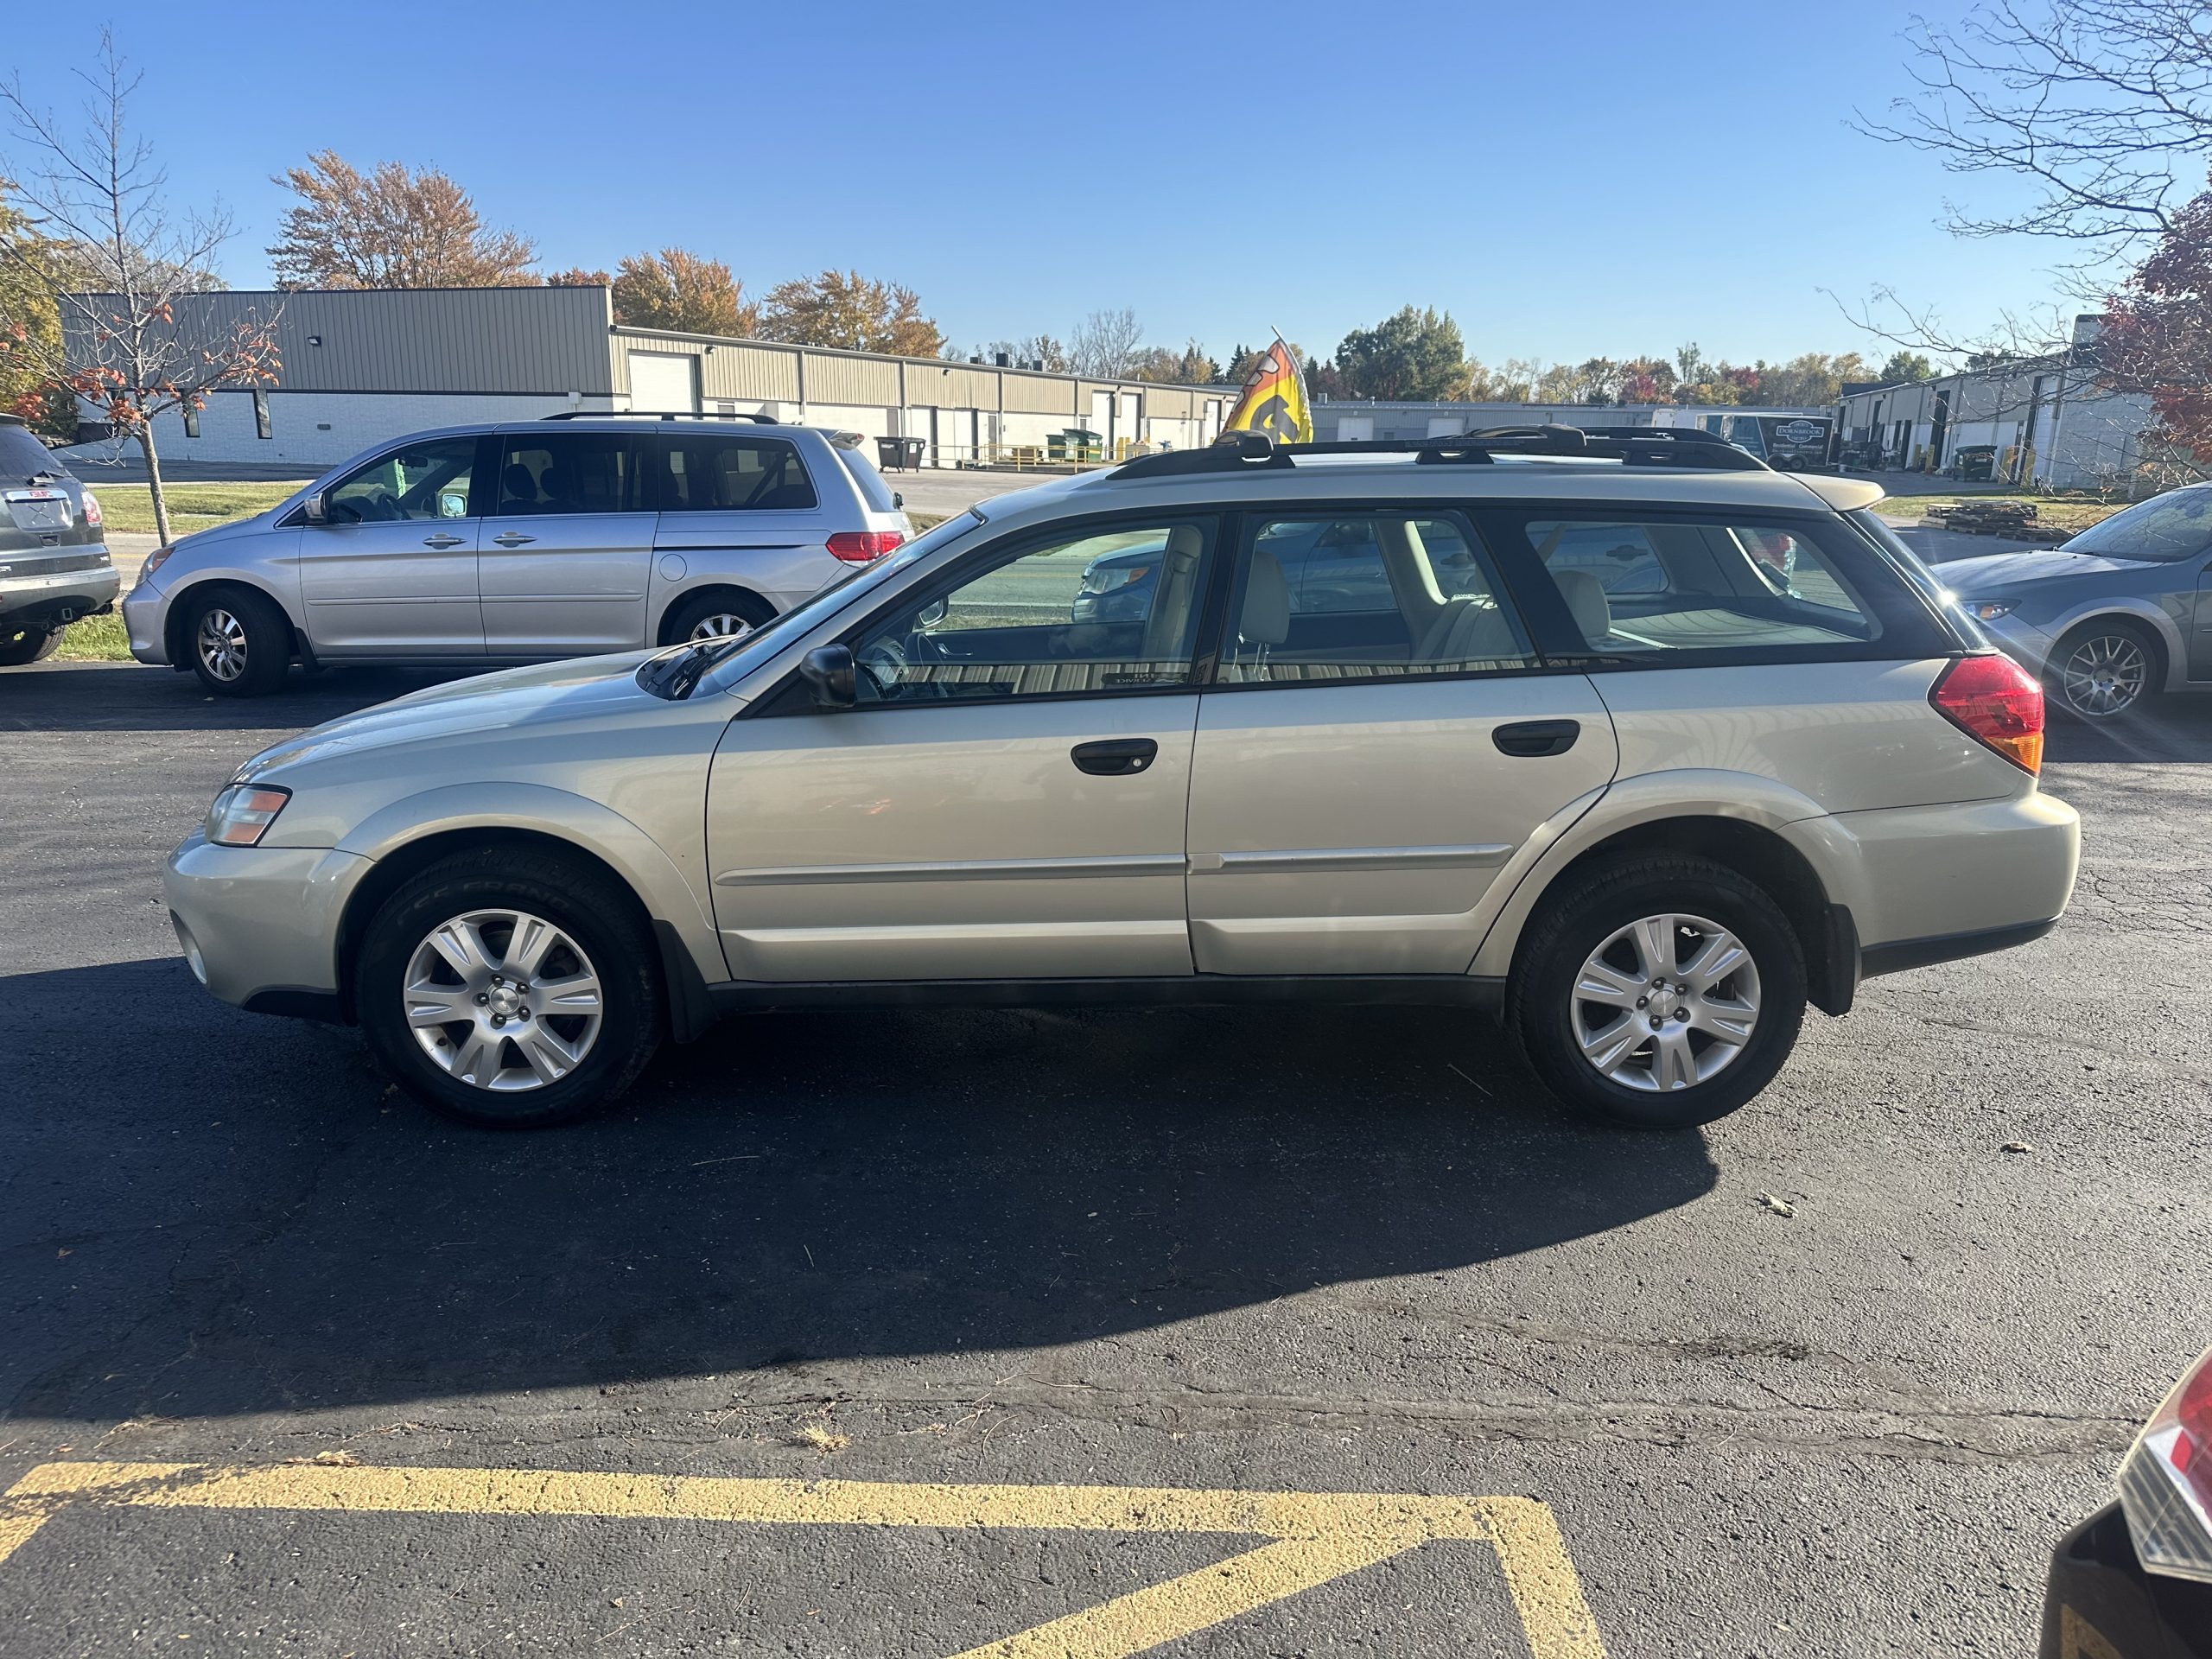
left=1493, top=718, right=1580, bottom=758
left=1071, top=737, right=1159, bottom=776
left=421, top=532, right=466, bottom=549
left=493, top=531, right=537, bottom=547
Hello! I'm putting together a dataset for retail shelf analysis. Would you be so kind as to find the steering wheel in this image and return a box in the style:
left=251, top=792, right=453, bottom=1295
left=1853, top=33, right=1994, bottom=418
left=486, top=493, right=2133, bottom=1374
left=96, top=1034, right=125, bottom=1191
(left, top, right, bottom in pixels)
left=857, top=636, right=912, bottom=700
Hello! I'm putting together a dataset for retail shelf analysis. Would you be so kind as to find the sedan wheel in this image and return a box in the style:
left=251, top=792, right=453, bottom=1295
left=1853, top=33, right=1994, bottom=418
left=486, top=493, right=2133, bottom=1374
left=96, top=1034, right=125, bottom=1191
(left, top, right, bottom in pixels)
left=2056, top=629, right=2151, bottom=719
left=196, top=607, right=248, bottom=683
left=403, top=908, right=605, bottom=1092
left=1570, top=912, right=1761, bottom=1093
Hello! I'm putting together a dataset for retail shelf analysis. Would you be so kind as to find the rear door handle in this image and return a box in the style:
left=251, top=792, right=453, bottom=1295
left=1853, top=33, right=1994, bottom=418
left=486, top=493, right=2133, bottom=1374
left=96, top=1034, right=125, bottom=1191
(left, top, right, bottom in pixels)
left=493, top=531, right=537, bottom=547
left=1493, top=718, right=1580, bottom=758
left=421, top=532, right=466, bottom=549
left=1071, top=738, right=1159, bottom=776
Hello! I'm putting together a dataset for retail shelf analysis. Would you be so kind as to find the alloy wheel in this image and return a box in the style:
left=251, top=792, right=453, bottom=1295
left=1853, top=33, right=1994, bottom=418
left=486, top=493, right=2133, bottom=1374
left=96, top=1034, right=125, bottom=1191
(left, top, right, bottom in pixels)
left=688, top=613, right=752, bottom=643
left=2059, top=632, right=2149, bottom=718
left=195, top=608, right=247, bottom=683
left=402, top=909, right=604, bottom=1092
left=1569, top=912, right=1762, bottom=1093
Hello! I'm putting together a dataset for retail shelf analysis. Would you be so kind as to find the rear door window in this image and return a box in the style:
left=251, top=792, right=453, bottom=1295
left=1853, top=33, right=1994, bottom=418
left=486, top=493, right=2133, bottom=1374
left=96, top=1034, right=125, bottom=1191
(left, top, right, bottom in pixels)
left=1491, top=510, right=1948, bottom=661
left=494, top=433, right=645, bottom=516
left=658, top=435, right=818, bottom=512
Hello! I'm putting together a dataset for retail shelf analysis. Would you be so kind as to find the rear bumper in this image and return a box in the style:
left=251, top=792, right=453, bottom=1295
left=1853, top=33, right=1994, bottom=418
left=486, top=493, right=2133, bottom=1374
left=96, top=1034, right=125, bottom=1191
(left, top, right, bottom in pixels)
left=2042, top=1503, right=2212, bottom=1658
left=0, top=563, right=120, bottom=629
left=164, top=834, right=371, bottom=1011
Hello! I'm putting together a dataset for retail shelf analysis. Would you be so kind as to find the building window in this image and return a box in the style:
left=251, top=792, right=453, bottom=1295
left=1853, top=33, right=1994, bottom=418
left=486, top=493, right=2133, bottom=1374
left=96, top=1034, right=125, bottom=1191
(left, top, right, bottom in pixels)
left=182, top=405, right=200, bottom=439
left=253, top=389, right=271, bottom=440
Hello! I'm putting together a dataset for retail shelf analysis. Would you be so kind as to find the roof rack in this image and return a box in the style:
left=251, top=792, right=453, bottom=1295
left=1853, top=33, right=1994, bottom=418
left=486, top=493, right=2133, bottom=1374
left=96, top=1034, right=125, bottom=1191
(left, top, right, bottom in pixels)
left=543, top=410, right=776, bottom=424
left=1112, top=423, right=1770, bottom=480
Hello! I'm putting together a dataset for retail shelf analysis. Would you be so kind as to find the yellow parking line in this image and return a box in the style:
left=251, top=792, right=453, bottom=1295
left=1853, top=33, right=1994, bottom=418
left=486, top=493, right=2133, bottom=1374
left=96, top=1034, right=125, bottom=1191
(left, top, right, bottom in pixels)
left=2, top=1460, right=1606, bottom=1658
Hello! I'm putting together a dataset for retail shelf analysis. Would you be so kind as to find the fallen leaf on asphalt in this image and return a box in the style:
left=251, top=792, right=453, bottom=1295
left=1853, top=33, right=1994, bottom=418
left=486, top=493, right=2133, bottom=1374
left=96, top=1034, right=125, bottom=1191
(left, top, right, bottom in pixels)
left=1756, top=1192, right=1796, bottom=1217
left=2003, top=1141, right=2036, bottom=1154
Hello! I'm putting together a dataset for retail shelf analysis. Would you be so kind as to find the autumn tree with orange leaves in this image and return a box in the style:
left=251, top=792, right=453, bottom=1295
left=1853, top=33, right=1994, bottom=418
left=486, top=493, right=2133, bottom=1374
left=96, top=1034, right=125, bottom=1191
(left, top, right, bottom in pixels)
left=2099, top=168, right=2212, bottom=467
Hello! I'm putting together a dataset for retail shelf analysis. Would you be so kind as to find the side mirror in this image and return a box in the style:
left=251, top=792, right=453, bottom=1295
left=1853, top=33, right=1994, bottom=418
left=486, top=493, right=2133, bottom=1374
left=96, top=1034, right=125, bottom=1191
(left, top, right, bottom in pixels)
left=798, top=644, right=856, bottom=709
left=917, top=598, right=948, bottom=628
left=302, top=493, right=327, bottom=524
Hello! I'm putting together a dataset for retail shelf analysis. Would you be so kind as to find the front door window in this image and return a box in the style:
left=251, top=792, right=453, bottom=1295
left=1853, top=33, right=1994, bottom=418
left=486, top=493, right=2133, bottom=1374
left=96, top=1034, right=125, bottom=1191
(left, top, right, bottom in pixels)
left=325, top=438, right=478, bottom=523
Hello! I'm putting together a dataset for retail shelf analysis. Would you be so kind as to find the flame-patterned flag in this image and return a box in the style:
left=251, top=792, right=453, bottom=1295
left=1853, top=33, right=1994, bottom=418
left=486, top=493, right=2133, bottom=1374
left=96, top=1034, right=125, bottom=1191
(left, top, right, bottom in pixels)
left=1219, top=336, right=1313, bottom=444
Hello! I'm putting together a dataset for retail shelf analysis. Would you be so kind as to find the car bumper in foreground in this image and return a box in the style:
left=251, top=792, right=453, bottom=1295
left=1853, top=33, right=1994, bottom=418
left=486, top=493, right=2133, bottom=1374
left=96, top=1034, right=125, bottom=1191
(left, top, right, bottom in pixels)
left=2043, top=1502, right=2212, bottom=1658
left=164, top=834, right=371, bottom=1014
left=122, top=582, right=169, bottom=664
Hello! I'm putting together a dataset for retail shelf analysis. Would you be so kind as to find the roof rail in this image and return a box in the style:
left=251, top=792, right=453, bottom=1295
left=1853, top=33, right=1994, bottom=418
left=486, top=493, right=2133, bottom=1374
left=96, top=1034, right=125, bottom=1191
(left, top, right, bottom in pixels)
left=543, top=410, right=776, bottom=424
left=1112, top=423, right=1770, bottom=480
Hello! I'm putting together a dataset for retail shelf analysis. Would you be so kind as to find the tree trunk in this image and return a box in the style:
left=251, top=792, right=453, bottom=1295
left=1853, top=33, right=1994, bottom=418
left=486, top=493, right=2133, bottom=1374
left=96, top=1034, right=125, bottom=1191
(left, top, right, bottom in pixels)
left=136, top=425, right=174, bottom=547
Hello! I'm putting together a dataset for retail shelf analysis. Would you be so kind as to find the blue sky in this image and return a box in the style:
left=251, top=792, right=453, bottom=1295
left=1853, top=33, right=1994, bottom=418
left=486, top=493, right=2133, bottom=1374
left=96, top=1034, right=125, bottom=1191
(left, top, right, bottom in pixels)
left=16, top=2, right=2078, bottom=368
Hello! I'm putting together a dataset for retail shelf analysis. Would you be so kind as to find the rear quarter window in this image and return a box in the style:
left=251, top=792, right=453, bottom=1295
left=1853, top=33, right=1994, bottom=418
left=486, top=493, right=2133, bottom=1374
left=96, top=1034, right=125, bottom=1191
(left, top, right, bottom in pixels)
left=834, top=443, right=899, bottom=512
left=0, top=423, right=64, bottom=480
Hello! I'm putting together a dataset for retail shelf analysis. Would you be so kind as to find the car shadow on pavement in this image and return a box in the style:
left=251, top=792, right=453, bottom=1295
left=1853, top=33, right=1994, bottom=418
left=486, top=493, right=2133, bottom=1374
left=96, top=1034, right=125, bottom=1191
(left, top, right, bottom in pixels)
left=2, top=956, right=1718, bottom=1426
left=2044, top=697, right=2212, bottom=766
left=3, top=661, right=471, bottom=734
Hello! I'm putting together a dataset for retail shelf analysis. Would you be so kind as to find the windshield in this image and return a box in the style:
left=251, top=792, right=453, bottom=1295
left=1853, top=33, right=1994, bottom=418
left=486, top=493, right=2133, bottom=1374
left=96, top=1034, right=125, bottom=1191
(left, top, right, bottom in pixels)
left=2063, top=487, right=2212, bottom=563
left=638, top=510, right=986, bottom=701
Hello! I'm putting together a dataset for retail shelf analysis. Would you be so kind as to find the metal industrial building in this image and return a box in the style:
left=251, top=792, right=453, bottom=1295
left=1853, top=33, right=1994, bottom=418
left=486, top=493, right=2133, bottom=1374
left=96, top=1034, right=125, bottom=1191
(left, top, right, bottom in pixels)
left=60, top=284, right=1233, bottom=472
left=1834, top=316, right=2157, bottom=488
left=1306, top=401, right=1834, bottom=442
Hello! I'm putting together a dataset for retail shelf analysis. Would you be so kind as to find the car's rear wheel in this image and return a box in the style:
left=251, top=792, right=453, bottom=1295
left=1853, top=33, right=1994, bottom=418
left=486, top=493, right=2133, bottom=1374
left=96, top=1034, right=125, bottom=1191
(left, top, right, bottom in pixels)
left=356, top=849, right=664, bottom=1128
left=1509, top=854, right=1806, bottom=1129
left=0, top=622, right=63, bottom=665
left=183, top=587, right=292, bottom=696
left=2050, top=619, right=2158, bottom=721
left=664, top=588, right=775, bottom=646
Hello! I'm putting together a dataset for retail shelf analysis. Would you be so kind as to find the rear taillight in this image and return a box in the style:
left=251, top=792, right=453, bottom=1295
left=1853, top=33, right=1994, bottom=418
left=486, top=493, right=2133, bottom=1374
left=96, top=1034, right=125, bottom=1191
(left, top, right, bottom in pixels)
left=2118, top=1346, right=2212, bottom=1583
left=79, top=489, right=102, bottom=528
left=826, top=531, right=905, bottom=563
left=1930, top=653, right=2044, bottom=774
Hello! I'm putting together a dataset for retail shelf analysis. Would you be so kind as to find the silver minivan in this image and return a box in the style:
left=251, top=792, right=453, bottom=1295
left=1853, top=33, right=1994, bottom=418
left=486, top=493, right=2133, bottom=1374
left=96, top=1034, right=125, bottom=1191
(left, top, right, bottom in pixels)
left=122, top=416, right=911, bottom=695
left=163, top=428, right=2080, bottom=1131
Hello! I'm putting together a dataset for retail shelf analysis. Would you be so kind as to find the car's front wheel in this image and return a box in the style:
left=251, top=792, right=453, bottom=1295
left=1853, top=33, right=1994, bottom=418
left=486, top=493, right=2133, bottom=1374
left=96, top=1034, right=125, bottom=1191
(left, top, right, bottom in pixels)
left=356, top=849, right=664, bottom=1128
left=2050, top=619, right=2158, bottom=721
left=182, top=587, right=292, bottom=696
left=0, top=622, right=63, bottom=666
left=1509, top=854, right=1806, bottom=1129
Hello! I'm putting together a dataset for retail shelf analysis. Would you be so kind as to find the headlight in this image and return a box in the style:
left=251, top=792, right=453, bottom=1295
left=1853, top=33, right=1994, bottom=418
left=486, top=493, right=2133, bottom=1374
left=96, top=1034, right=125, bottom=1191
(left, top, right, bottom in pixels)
left=1959, top=599, right=2016, bottom=622
left=205, top=784, right=291, bottom=847
left=141, top=543, right=173, bottom=581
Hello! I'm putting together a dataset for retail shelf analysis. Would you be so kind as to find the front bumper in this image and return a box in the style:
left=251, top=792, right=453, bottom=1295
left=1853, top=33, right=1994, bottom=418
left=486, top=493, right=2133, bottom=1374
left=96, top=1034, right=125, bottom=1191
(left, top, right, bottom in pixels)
left=123, top=582, right=169, bottom=664
left=2043, top=1503, right=2212, bottom=1658
left=164, top=834, right=372, bottom=1013
left=0, top=563, right=121, bottom=630
left=1979, top=610, right=2061, bottom=678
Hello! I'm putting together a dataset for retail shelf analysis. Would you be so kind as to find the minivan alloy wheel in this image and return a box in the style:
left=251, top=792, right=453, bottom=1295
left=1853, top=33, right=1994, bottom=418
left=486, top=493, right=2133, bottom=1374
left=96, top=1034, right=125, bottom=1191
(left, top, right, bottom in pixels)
left=195, top=608, right=248, bottom=683
left=687, top=613, right=752, bottom=643
left=1570, top=912, right=1762, bottom=1092
left=2058, top=631, right=2149, bottom=717
left=403, top=908, right=604, bottom=1092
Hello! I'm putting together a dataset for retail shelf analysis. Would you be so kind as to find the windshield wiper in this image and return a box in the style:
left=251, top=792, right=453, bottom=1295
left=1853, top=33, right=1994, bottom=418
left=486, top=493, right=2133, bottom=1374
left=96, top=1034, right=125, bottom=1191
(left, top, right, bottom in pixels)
left=644, top=639, right=733, bottom=701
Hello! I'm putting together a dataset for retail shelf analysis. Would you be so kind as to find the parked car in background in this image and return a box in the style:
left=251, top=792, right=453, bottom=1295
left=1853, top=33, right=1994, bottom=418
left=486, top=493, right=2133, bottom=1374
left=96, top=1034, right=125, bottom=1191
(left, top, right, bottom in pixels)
left=120, top=416, right=911, bottom=696
left=162, top=426, right=2077, bottom=1132
left=0, top=414, right=117, bottom=667
left=2040, top=1344, right=2212, bottom=1657
left=1935, top=481, right=2212, bottom=720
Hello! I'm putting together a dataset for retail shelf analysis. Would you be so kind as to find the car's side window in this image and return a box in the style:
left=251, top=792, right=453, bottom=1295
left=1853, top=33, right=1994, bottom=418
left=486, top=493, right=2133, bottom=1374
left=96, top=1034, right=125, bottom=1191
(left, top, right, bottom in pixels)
left=849, top=518, right=1216, bottom=704
left=325, top=437, right=479, bottom=524
left=1511, top=513, right=1885, bottom=656
left=1218, top=512, right=1537, bottom=684
left=658, top=436, right=819, bottom=512
left=494, top=434, right=645, bottom=517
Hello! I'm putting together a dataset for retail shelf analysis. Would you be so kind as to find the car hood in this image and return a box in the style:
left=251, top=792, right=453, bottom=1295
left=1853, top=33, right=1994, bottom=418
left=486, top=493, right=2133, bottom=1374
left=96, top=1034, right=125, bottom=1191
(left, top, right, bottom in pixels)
left=238, top=652, right=661, bottom=781
left=1935, top=549, right=2166, bottom=594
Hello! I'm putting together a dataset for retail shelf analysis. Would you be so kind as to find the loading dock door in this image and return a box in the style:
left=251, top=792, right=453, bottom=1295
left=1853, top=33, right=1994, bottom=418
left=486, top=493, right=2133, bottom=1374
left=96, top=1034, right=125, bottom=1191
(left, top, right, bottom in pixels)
left=628, top=352, right=699, bottom=414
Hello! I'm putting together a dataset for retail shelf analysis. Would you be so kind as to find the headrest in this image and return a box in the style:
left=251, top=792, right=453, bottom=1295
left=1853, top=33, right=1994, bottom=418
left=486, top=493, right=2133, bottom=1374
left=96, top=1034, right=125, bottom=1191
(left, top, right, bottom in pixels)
left=1554, top=568, right=1611, bottom=644
left=1239, top=549, right=1290, bottom=646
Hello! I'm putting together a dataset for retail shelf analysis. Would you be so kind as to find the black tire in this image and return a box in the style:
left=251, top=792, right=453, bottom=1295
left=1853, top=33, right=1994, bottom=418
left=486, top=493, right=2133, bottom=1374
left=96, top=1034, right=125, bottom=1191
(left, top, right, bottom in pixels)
left=661, top=588, right=775, bottom=647
left=355, top=848, right=664, bottom=1128
left=2046, top=617, right=2160, bottom=721
left=1508, top=854, right=1807, bottom=1130
left=0, top=623, right=63, bottom=666
left=181, top=586, right=292, bottom=696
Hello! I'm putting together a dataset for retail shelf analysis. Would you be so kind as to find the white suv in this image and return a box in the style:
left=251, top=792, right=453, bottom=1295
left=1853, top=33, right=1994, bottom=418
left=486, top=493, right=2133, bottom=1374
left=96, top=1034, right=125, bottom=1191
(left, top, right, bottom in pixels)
left=122, top=416, right=912, bottom=695
left=161, top=427, right=2080, bottom=1130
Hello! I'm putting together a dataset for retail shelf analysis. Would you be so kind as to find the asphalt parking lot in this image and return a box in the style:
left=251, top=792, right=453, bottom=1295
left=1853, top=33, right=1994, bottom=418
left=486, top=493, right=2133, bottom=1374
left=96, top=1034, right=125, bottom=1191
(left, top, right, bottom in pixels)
left=4, top=660, right=2210, bottom=1656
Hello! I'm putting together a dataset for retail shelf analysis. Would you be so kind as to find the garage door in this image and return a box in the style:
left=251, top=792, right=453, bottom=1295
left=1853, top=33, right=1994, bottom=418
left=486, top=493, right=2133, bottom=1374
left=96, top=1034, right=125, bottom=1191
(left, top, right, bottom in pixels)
left=628, top=352, right=698, bottom=414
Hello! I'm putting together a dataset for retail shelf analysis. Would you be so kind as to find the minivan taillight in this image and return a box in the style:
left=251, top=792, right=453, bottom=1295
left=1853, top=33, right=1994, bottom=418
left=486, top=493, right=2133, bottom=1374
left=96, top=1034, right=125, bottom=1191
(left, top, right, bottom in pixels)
left=826, top=531, right=905, bottom=563
left=2118, top=1346, right=2212, bottom=1583
left=1930, top=653, right=2044, bottom=774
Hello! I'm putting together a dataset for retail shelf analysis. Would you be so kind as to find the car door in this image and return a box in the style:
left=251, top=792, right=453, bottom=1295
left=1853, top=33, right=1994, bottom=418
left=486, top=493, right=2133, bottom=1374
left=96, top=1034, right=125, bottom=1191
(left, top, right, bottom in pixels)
left=648, top=430, right=837, bottom=622
left=1186, top=510, right=1618, bottom=976
left=705, top=513, right=1220, bottom=982
left=477, top=429, right=655, bottom=656
left=296, top=435, right=484, bottom=658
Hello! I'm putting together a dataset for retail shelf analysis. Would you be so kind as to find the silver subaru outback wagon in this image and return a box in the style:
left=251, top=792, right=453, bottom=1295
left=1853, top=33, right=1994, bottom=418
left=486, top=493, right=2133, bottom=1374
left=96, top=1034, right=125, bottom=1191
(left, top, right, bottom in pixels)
left=121, top=415, right=912, bottom=695
left=162, top=427, right=2080, bottom=1130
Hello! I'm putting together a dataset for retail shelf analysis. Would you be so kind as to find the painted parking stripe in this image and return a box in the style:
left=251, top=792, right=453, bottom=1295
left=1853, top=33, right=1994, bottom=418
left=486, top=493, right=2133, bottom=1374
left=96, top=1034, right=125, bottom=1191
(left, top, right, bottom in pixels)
left=1, top=1460, right=1607, bottom=1658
